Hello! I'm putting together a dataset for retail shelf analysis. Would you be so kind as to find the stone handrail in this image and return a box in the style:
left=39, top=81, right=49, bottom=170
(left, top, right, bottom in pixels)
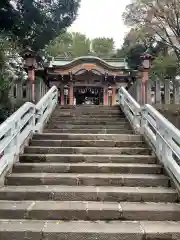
left=35, top=86, right=58, bottom=132
left=141, top=104, right=180, bottom=185
left=119, top=86, right=180, bottom=186
left=0, top=86, right=58, bottom=176
left=119, top=87, right=141, bottom=132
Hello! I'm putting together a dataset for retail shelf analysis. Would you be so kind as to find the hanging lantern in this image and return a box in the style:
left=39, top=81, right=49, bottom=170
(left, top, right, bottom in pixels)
left=64, top=85, right=69, bottom=96
left=108, top=86, right=112, bottom=97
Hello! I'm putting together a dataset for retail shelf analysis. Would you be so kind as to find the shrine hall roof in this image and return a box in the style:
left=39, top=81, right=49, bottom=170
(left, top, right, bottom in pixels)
left=48, top=56, right=128, bottom=70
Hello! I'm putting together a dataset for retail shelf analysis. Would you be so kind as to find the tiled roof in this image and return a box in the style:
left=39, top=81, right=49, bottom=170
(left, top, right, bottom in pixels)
left=49, top=56, right=128, bottom=69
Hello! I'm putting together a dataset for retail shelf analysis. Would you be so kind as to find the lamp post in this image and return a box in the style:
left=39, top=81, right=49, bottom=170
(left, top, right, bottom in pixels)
left=21, top=47, right=38, bottom=102
left=140, top=49, right=153, bottom=104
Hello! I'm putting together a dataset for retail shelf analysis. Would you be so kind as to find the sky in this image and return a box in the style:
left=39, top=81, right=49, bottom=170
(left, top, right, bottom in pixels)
left=70, top=0, right=131, bottom=49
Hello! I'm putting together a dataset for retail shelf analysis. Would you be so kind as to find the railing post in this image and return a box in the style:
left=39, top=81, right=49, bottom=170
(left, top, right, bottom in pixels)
left=140, top=108, right=147, bottom=135
left=155, top=118, right=163, bottom=162
left=7, top=120, right=16, bottom=166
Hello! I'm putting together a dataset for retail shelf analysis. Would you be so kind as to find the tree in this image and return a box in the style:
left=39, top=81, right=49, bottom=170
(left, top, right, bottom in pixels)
left=150, top=54, right=178, bottom=80
left=123, top=0, right=180, bottom=60
left=45, top=32, right=91, bottom=58
left=111, top=48, right=126, bottom=58
left=70, top=32, right=91, bottom=57
left=0, top=0, right=80, bottom=51
left=126, top=44, right=146, bottom=70
left=45, top=32, right=73, bottom=57
left=0, top=35, right=28, bottom=122
left=91, top=38, right=115, bottom=57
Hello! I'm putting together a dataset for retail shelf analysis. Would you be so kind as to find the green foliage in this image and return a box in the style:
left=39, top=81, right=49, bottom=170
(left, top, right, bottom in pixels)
left=150, top=54, right=178, bottom=80
left=0, top=0, right=80, bottom=51
left=111, top=49, right=126, bottom=58
left=71, top=32, right=91, bottom=57
left=123, top=0, right=180, bottom=59
left=45, top=32, right=90, bottom=58
left=126, top=44, right=146, bottom=70
left=91, top=38, right=115, bottom=58
left=46, top=33, right=116, bottom=58
left=0, top=36, right=28, bottom=122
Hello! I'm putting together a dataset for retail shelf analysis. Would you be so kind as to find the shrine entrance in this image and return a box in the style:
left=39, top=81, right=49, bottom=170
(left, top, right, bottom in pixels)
left=74, top=87, right=104, bottom=105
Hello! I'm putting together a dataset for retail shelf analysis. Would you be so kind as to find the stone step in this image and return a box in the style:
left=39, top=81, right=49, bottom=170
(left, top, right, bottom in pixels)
left=33, top=133, right=143, bottom=141
left=52, top=112, right=125, bottom=116
left=30, top=140, right=145, bottom=148
left=20, top=154, right=156, bottom=164
left=46, top=122, right=131, bottom=127
left=0, top=220, right=180, bottom=240
left=55, top=106, right=123, bottom=113
left=24, top=146, right=152, bottom=155
left=54, top=108, right=122, bottom=112
left=52, top=112, right=124, bottom=116
left=0, top=201, right=179, bottom=221
left=58, top=105, right=120, bottom=108
left=57, top=105, right=120, bottom=109
left=6, top=173, right=169, bottom=187
left=13, top=163, right=161, bottom=174
left=0, top=185, right=176, bottom=202
left=52, top=113, right=124, bottom=117
left=50, top=116, right=126, bottom=120
left=48, top=119, right=128, bottom=123
left=43, top=129, right=134, bottom=134
left=46, top=124, right=132, bottom=130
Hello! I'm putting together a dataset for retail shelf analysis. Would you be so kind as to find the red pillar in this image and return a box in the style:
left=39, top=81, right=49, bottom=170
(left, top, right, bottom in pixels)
left=142, top=70, right=149, bottom=104
left=69, top=85, right=74, bottom=105
left=28, top=69, right=35, bottom=102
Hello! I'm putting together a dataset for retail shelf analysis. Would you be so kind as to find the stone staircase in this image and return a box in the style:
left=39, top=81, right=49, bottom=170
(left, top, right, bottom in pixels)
left=0, top=105, right=180, bottom=239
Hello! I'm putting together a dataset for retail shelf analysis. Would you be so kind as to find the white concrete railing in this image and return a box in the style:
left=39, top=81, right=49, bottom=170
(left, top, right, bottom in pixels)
left=35, top=86, right=58, bottom=132
left=141, top=104, right=180, bottom=185
left=0, top=86, right=58, bottom=176
left=119, top=87, right=141, bottom=132
left=119, top=86, right=180, bottom=185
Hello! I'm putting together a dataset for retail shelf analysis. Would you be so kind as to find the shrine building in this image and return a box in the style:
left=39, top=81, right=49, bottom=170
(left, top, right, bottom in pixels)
left=44, top=56, right=132, bottom=105
left=23, top=50, right=133, bottom=105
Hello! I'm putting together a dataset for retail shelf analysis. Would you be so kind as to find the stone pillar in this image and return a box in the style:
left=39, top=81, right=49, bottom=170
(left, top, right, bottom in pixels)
left=16, top=82, right=23, bottom=100
left=61, top=87, right=64, bottom=105
left=69, top=85, right=74, bottom=105
left=103, top=87, right=108, bottom=105
left=173, top=79, right=180, bottom=104
left=146, top=80, right=152, bottom=104
left=155, top=79, right=161, bottom=104
left=164, top=79, right=171, bottom=104
left=112, top=87, right=116, bottom=105
left=134, top=79, right=142, bottom=104
left=28, top=69, right=35, bottom=102
left=27, top=82, right=32, bottom=101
